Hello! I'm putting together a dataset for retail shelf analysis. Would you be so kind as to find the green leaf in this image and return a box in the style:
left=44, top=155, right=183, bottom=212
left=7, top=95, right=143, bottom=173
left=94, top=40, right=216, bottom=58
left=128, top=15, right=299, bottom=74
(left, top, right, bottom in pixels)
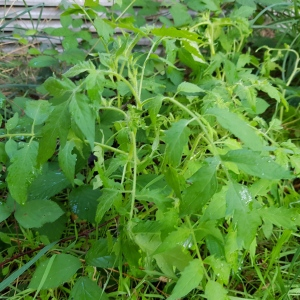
left=6, top=112, right=19, bottom=132
left=221, top=149, right=292, bottom=179
left=28, top=162, right=70, bottom=200
left=204, top=256, right=230, bottom=285
left=181, top=161, right=218, bottom=216
left=25, top=100, right=52, bottom=125
left=58, top=140, right=77, bottom=184
left=207, top=107, right=263, bottom=151
left=226, top=182, right=253, bottom=215
left=29, top=254, right=81, bottom=289
left=43, top=77, right=75, bottom=97
left=95, top=189, right=121, bottom=222
left=205, top=280, right=228, bottom=300
left=29, top=56, right=59, bottom=68
left=38, top=101, right=71, bottom=164
left=177, top=82, right=204, bottom=94
left=258, top=82, right=281, bottom=102
left=63, top=61, right=95, bottom=78
left=94, top=17, right=114, bottom=42
left=70, top=277, right=109, bottom=300
left=85, top=238, right=117, bottom=268
left=167, top=259, right=203, bottom=300
left=165, top=119, right=190, bottom=167
left=153, top=227, right=191, bottom=255
left=70, top=93, right=95, bottom=148
left=145, top=95, right=163, bottom=126
left=259, top=207, right=298, bottom=230
left=170, top=3, right=192, bottom=27
left=152, top=27, right=200, bottom=42
left=0, top=201, right=13, bottom=222
left=14, top=200, right=64, bottom=228
left=69, top=186, right=101, bottom=222
left=7, top=141, right=38, bottom=204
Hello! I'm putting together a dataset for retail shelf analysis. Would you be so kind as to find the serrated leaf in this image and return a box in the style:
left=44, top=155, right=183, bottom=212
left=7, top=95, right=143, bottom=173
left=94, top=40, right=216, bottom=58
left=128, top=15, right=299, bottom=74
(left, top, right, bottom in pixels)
left=14, top=200, right=64, bottom=228
left=165, top=119, right=190, bottom=167
left=95, top=189, right=120, bottom=222
left=170, top=3, right=192, bottom=27
left=38, top=101, right=71, bottom=165
left=25, top=100, right=52, bottom=125
left=43, top=77, right=76, bottom=97
left=7, top=141, right=38, bottom=204
left=29, top=56, right=59, bottom=68
left=63, top=61, right=95, bottom=78
left=145, top=95, right=163, bottom=126
left=94, top=17, right=114, bottom=42
left=70, top=277, right=109, bottom=300
left=69, top=186, right=101, bottom=222
left=207, top=107, right=263, bottom=151
left=29, top=254, right=80, bottom=289
left=205, top=280, right=228, bottom=300
left=153, top=227, right=191, bottom=255
left=259, top=206, right=298, bottom=230
left=204, top=256, right=230, bottom=285
left=58, top=140, right=77, bottom=184
left=85, top=238, right=117, bottom=268
left=70, top=93, right=95, bottom=148
left=258, top=83, right=281, bottom=102
left=177, top=81, right=204, bottom=94
left=226, top=182, right=253, bottom=215
left=167, top=259, right=203, bottom=300
left=181, top=161, right=218, bottom=216
left=221, top=149, right=292, bottom=179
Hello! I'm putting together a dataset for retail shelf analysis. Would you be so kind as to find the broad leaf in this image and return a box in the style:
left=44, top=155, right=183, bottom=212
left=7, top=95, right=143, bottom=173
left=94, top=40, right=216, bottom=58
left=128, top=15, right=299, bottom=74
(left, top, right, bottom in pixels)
left=177, top=81, right=204, bottom=94
left=167, top=259, right=203, bottom=300
left=69, top=93, right=95, bottom=148
left=226, top=182, right=253, bottom=215
left=14, top=200, right=64, bottom=228
left=29, top=56, right=59, bottom=68
left=94, top=17, right=114, bottom=42
left=181, top=161, right=218, bottom=216
left=69, top=186, right=101, bottom=222
left=28, top=162, right=70, bottom=200
left=29, top=254, right=81, bottom=289
left=85, top=238, right=117, bottom=268
left=221, top=149, right=292, bottom=179
left=205, top=280, right=228, bottom=300
left=63, top=60, right=95, bottom=78
left=165, top=119, right=190, bottom=167
left=70, top=277, right=109, bottom=300
left=38, top=101, right=71, bottom=164
left=0, top=201, right=13, bottom=222
left=43, top=77, right=76, bottom=97
left=24, top=100, right=52, bottom=125
left=7, top=141, right=38, bottom=204
left=259, top=206, right=299, bottom=230
left=207, top=107, right=263, bottom=151
left=58, top=140, right=77, bottom=184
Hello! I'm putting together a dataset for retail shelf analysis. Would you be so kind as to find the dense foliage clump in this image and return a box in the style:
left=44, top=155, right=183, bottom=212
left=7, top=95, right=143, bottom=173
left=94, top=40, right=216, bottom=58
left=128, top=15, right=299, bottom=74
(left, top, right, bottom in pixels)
left=1, top=0, right=300, bottom=299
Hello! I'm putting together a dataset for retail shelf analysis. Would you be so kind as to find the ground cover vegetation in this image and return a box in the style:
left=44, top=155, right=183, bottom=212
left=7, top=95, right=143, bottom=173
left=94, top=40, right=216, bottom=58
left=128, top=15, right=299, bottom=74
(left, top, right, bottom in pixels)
left=1, top=0, right=300, bottom=298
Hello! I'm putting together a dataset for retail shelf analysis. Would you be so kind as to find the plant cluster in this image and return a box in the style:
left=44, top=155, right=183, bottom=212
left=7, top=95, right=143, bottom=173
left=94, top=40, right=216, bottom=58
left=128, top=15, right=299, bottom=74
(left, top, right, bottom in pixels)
left=1, top=0, right=300, bottom=299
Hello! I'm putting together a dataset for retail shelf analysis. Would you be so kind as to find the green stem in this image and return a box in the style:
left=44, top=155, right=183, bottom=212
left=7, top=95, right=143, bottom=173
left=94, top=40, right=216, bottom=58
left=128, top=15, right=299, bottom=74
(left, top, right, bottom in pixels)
left=185, top=216, right=210, bottom=281
left=129, top=131, right=137, bottom=221
left=93, top=142, right=128, bottom=155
